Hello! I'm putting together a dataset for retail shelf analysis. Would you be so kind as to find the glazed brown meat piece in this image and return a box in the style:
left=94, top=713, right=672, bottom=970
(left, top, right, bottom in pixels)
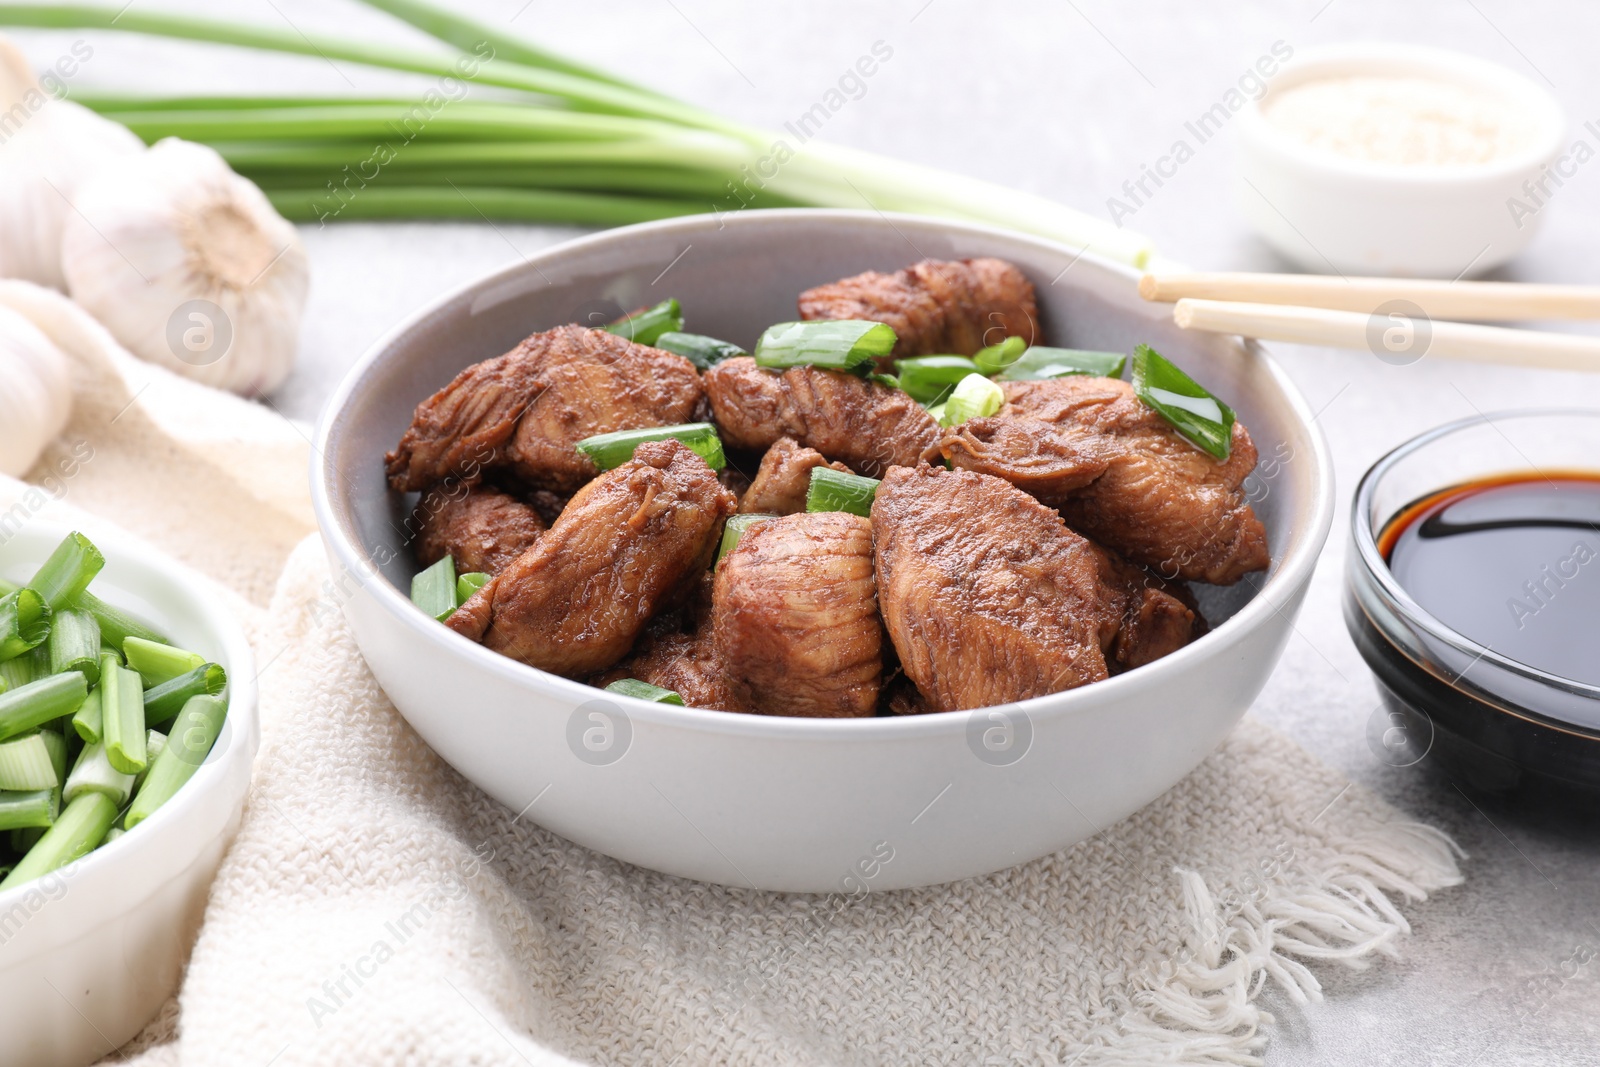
left=872, top=465, right=1112, bottom=712
left=411, top=484, right=546, bottom=575
left=1090, top=543, right=1203, bottom=672
left=713, top=512, right=881, bottom=717
left=704, top=358, right=939, bottom=477
left=798, top=258, right=1039, bottom=365
left=590, top=579, right=745, bottom=711
left=943, top=376, right=1269, bottom=585
left=739, top=437, right=851, bottom=515
left=386, top=324, right=704, bottom=494
left=445, top=440, right=736, bottom=677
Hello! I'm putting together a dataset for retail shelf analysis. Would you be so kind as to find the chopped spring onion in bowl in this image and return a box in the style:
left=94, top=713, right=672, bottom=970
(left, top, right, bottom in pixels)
left=805, top=468, right=881, bottom=517
left=754, top=321, right=896, bottom=375
left=893, top=355, right=981, bottom=404
left=411, top=556, right=458, bottom=622
left=997, top=347, right=1127, bottom=381
left=603, top=678, right=685, bottom=704
left=653, top=331, right=745, bottom=368
left=605, top=299, right=682, bottom=346
left=972, top=335, right=1026, bottom=376
left=575, top=422, right=727, bottom=472
left=940, top=373, right=1006, bottom=428
left=1132, top=344, right=1235, bottom=460
left=717, top=514, right=776, bottom=562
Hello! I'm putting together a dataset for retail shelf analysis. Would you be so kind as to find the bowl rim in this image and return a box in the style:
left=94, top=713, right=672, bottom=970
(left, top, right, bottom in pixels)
left=312, top=207, right=1336, bottom=739
left=1350, top=406, right=1600, bottom=702
left=1239, top=41, right=1567, bottom=184
left=0, top=518, right=258, bottom=912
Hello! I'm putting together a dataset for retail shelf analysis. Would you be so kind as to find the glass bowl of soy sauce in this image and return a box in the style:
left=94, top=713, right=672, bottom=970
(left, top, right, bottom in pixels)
left=1346, top=409, right=1600, bottom=799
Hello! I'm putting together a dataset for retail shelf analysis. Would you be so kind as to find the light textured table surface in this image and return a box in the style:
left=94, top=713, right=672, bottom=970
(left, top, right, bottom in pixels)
left=20, top=1, right=1600, bottom=1062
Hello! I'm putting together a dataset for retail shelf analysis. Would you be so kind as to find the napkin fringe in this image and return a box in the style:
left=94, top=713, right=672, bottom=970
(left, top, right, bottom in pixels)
left=1077, top=819, right=1463, bottom=1066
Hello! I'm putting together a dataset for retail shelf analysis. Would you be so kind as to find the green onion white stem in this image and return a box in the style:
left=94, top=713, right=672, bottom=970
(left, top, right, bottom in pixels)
left=574, top=423, right=726, bottom=471
left=940, top=374, right=1005, bottom=427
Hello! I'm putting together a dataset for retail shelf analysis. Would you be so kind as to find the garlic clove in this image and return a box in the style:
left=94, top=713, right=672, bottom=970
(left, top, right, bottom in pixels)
left=0, top=97, right=145, bottom=290
left=0, top=35, right=40, bottom=107
left=0, top=302, right=73, bottom=477
left=60, top=137, right=310, bottom=397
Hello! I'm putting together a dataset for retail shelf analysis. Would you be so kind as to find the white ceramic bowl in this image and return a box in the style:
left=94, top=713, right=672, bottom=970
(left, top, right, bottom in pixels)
left=0, top=521, right=257, bottom=1067
left=313, top=209, right=1334, bottom=892
left=1236, top=43, right=1566, bottom=277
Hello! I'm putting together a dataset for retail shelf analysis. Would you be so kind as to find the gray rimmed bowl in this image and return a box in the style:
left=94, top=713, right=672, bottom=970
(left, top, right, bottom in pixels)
left=312, top=209, right=1333, bottom=892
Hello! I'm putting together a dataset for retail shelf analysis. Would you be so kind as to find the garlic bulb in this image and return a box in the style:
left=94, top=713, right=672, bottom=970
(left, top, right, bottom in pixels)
left=0, top=40, right=144, bottom=290
left=0, top=303, right=73, bottom=477
left=60, top=138, right=309, bottom=396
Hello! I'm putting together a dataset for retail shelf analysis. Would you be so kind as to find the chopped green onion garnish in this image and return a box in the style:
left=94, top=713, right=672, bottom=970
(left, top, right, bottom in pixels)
left=456, top=572, right=491, bottom=607
left=73, top=590, right=166, bottom=647
left=125, top=694, right=227, bottom=830
left=72, top=689, right=102, bottom=745
left=717, top=514, right=776, bottom=562
left=605, top=298, right=682, bottom=346
left=972, top=335, right=1026, bottom=375
left=997, top=347, right=1127, bottom=381
left=805, top=468, right=881, bottom=518
left=0, top=588, right=49, bottom=663
left=574, top=422, right=726, bottom=471
left=28, top=533, right=105, bottom=611
left=868, top=373, right=901, bottom=390
left=603, top=678, right=685, bottom=704
left=65, top=739, right=136, bottom=807
left=142, top=663, right=227, bottom=727
left=892, top=355, right=981, bottom=404
left=0, top=673, right=87, bottom=742
left=0, top=788, right=58, bottom=831
left=47, top=608, right=101, bottom=685
left=940, top=373, right=1006, bottom=427
left=0, top=791, right=118, bottom=889
left=653, top=331, right=745, bottom=368
left=753, top=320, right=896, bottom=375
left=101, top=659, right=147, bottom=776
left=1131, top=344, right=1234, bottom=460
left=925, top=401, right=948, bottom=423
left=123, top=636, right=205, bottom=686
left=0, top=730, right=62, bottom=790
left=411, top=556, right=457, bottom=622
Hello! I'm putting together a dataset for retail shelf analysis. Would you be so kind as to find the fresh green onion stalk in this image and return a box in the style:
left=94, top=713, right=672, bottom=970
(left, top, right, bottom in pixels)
left=805, top=469, right=881, bottom=518
left=0, top=589, right=49, bottom=664
left=47, top=608, right=101, bottom=685
left=0, top=730, right=63, bottom=791
left=754, top=321, right=895, bottom=375
left=125, top=695, right=228, bottom=829
left=73, top=590, right=167, bottom=647
left=997, top=347, right=1127, bottom=381
left=603, top=678, right=685, bottom=705
left=455, top=572, right=491, bottom=607
left=142, top=662, right=227, bottom=727
left=101, top=659, right=148, bottom=775
left=940, top=374, right=1005, bottom=427
left=574, top=423, right=726, bottom=471
left=606, top=299, right=682, bottom=346
left=1131, top=344, right=1235, bottom=460
left=0, top=792, right=119, bottom=888
left=123, top=637, right=206, bottom=686
left=0, top=673, right=88, bottom=742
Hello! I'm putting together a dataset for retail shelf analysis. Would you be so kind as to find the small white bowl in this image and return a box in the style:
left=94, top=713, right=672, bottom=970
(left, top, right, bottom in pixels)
left=0, top=521, right=257, bottom=1067
left=313, top=209, right=1335, bottom=893
left=1236, top=43, right=1567, bottom=277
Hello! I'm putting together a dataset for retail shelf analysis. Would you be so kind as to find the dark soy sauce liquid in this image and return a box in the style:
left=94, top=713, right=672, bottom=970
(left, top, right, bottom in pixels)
left=1381, top=472, right=1600, bottom=687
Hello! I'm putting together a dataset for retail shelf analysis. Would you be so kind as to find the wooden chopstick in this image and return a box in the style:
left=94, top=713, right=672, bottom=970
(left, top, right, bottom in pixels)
left=1142, top=272, right=1600, bottom=322
left=1172, top=298, right=1600, bottom=372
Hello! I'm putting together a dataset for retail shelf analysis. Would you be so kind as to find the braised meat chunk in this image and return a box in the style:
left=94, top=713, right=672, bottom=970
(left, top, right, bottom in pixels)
left=590, top=578, right=744, bottom=711
left=704, top=358, right=939, bottom=477
left=387, top=324, right=703, bottom=494
left=872, top=465, right=1112, bottom=712
left=1090, top=544, right=1203, bottom=672
left=957, top=376, right=1269, bottom=584
left=714, top=512, right=882, bottom=717
left=411, top=484, right=546, bottom=575
left=798, top=258, right=1038, bottom=363
left=445, top=440, right=736, bottom=677
left=938, top=415, right=1109, bottom=503
left=740, top=437, right=851, bottom=515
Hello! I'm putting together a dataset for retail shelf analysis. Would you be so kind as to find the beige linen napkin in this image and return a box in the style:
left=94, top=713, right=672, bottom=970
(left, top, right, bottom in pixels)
left=2, top=281, right=1461, bottom=1067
